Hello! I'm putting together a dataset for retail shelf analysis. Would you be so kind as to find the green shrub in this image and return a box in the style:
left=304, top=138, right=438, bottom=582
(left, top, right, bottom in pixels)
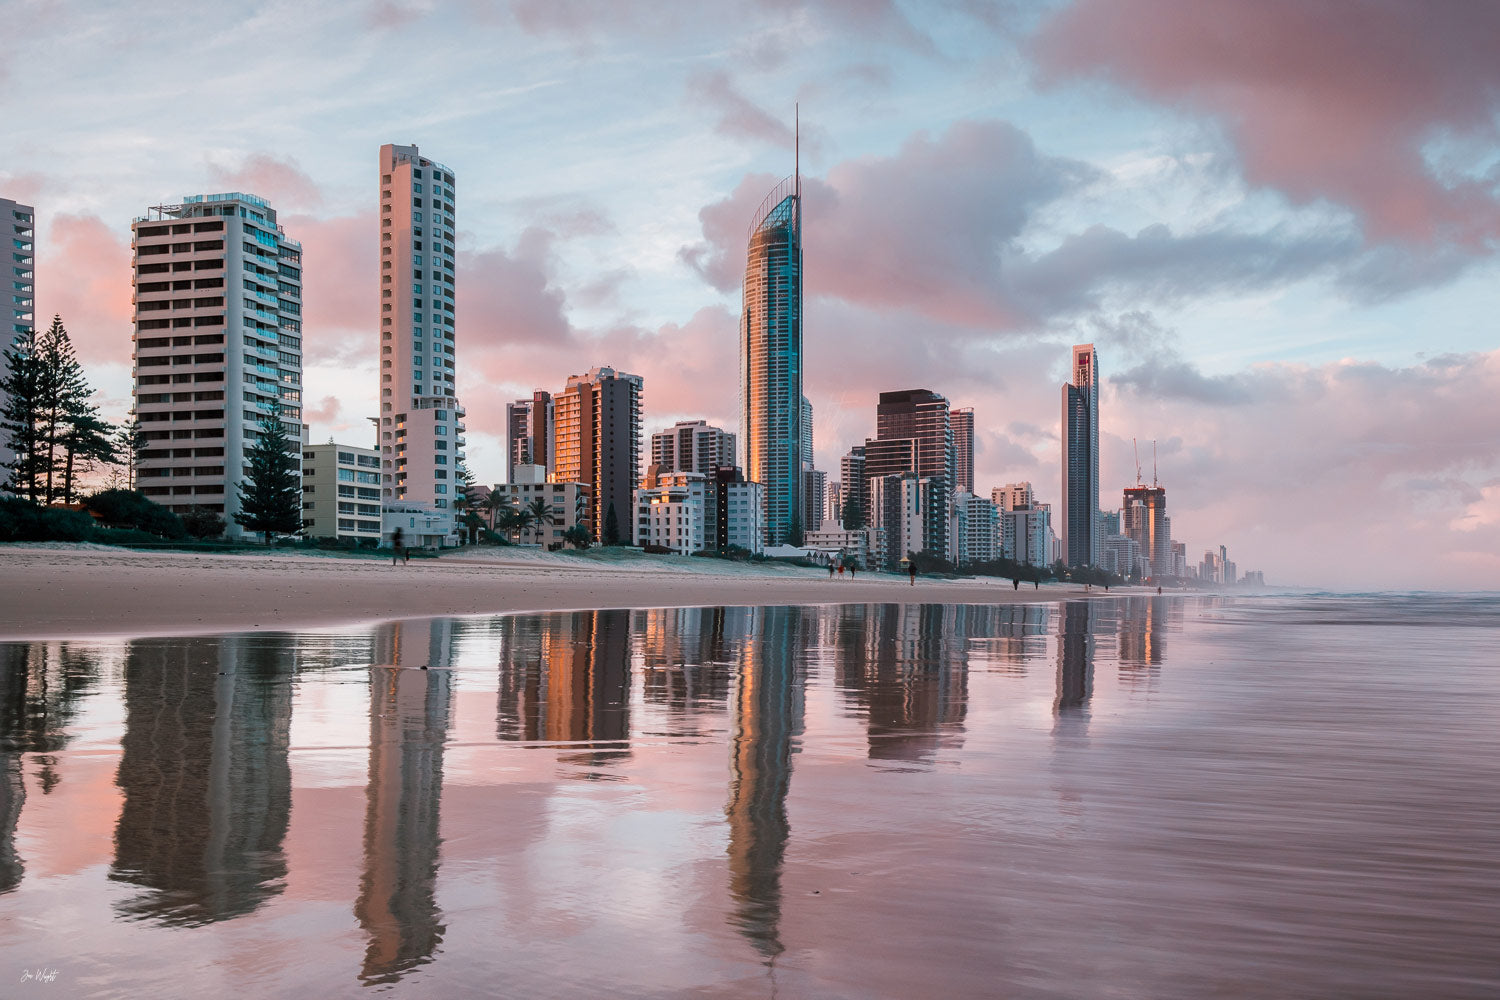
left=82, top=489, right=187, bottom=539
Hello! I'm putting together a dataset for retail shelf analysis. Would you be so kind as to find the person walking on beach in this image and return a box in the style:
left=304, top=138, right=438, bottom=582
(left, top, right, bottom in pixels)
left=849, top=563, right=856, bottom=580
left=392, top=527, right=404, bottom=566
left=829, top=561, right=836, bottom=579
left=908, top=563, right=917, bottom=586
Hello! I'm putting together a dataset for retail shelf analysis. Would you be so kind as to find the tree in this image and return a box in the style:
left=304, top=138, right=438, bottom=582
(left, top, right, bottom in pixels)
left=0, top=327, right=43, bottom=502
left=460, top=509, right=484, bottom=544
left=83, top=488, right=186, bottom=538
left=604, top=501, right=621, bottom=545
left=526, top=496, right=553, bottom=545
left=562, top=524, right=591, bottom=550
left=234, top=415, right=302, bottom=544
left=181, top=505, right=226, bottom=540
left=58, top=412, right=117, bottom=505
left=842, top=491, right=864, bottom=530
left=482, top=489, right=510, bottom=532
left=115, top=413, right=148, bottom=490
left=35, top=316, right=95, bottom=505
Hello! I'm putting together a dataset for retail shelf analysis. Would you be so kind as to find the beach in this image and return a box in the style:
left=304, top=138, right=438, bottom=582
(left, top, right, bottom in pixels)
left=0, top=544, right=1092, bottom=639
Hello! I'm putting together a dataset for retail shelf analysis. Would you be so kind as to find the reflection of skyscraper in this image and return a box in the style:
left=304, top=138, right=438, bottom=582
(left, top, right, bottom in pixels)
left=638, top=607, right=734, bottom=715
left=1061, top=343, right=1100, bottom=568
left=356, top=623, right=453, bottom=986
left=741, top=170, right=804, bottom=547
left=843, top=604, right=967, bottom=763
left=1055, top=601, right=1095, bottom=715
left=111, top=637, right=293, bottom=925
left=1118, top=595, right=1168, bottom=668
left=494, top=610, right=631, bottom=745
left=726, top=606, right=805, bottom=960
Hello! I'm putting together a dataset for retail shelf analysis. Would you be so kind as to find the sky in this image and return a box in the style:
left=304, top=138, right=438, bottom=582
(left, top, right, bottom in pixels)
left=2, top=0, right=1498, bottom=588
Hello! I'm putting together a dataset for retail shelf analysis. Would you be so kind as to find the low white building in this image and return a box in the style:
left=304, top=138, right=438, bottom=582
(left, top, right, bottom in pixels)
left=802, top=526, right=884, bottom=570
left=302, top=442, right=383, bottom=543
left=382, top=501, right=455, bottom=550
left=635, top=469, right=707, bottom=554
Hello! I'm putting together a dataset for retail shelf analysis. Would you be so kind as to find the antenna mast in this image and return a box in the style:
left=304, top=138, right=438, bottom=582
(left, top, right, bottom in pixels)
left=795, top=103, right=800, bottom=202
left=1133, top=438, right=1142, bottom=487
left=1152, top=440, right=1158, bottom=488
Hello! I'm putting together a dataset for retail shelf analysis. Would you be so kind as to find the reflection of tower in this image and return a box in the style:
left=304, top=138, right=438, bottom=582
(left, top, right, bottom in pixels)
left=638, top=607, right=734, bottom=714
left=1055, top=601, right=1095, bottom=716
left=726, top=606, right=805, bottom=961
left=832, top=605, right=967, bottom=763
left=1118, top=595, right=1168, bottom=668
left=355, top=631, right=453, bottom=986
left=111, top=637, right=293, bottom=924
left=0, top=645, right=29, bottom=894
left=494, top=610, right=631, bottom=745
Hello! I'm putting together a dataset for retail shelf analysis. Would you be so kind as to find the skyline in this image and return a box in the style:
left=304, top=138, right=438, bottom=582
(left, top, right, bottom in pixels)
left=4, top=2, right=1499, bottom=587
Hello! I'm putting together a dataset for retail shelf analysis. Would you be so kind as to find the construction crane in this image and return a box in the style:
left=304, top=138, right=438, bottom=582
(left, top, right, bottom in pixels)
left=1152, top=440, right=1159, bottom=488
left=1133, top=438, right=1143, bottom=486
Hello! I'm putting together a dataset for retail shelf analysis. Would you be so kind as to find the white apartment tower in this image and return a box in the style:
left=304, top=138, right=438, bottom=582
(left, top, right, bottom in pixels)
left=377, top=144, right=465, bottom=515
left=130, top=193, right=304, bottom=533
left=1, top=198, right=36, bottom=471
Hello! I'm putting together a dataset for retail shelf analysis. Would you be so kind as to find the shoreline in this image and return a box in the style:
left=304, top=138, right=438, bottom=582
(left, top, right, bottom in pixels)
left=0, top=543, right=1163, bottom=641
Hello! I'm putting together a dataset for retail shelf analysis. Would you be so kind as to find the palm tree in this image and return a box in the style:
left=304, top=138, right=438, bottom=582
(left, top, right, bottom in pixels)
left=526, top=496, right=553, bottom=546
left=483, top=490, right=510, bottom=534
left=512, top=506, right=534, bottom=543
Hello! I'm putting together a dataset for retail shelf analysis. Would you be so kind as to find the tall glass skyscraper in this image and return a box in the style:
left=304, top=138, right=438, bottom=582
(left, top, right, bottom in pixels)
left=1061, top=343, right=1100, bottom=567
left=740, top=176, right=803, bottom=546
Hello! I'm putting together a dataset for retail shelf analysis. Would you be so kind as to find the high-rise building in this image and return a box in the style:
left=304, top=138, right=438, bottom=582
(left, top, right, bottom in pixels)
left=741, top=173, right=803, bottom=546
left=992, top=482, right=1034, bottom=512
left=801, top=467, right=826, bottom=534
left=951, top=407, right=974, bottom=495
left=866, top=389, right=953, bottom=558
left=505, top=390, right=552, bottom=482
left=824, top=480, right=842, bottom=528
left=840, top=446, right=866, bottom=528
left=800, top=395, right=814, bottom=470
left=650, top=419, right=736, bottom=476
left=130, top=193, right=303, bottom=532
left=553, top=365, right=643, bottom=544
left=953, top=491, right=996, bottom=565
left=377, top=143, right=464, bottom=524
left=1, top=198, right=35, bottom=473
left=1123, top=484, right=1169, bottom=578
left=1061, top=343, right=1100, bottom=567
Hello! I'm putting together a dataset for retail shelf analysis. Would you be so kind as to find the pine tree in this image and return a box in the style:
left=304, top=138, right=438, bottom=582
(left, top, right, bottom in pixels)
left=233, top=415, right=303, bottom=544
left=842, top=491, right=864, bottom=530
left=604, top=501, right=621, bottom=545
left=0, top=327, right=43, bottom=502
left=58, top=412, right=117, bottom=505
left=115, top=412, right=148, bottom=490
left=35, top=316, right=93, bottom=505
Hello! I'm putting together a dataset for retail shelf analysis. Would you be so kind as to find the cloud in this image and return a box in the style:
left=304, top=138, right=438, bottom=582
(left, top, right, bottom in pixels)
left=284, top=211, right=376, bottom=363
left=687, top=70, right=796, bottom=149
left=40, top=214, right=133, bottom=366
left=208, top=154, right=324, bottom=213
left=1034, top=0, right=1500, bottom=246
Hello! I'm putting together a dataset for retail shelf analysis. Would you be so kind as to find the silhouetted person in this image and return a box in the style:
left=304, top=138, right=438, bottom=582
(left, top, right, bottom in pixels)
left=1013, top=578, right=1019, bottom=590
left=391, top=527, right=404, bottom=566
left=849, top=564, right=855, bottom=579
left=1157, top=586, right=1162, bottom=595
left=908, top=564, right=916, bottom=586
left=829, top=562, right=836, bottom=579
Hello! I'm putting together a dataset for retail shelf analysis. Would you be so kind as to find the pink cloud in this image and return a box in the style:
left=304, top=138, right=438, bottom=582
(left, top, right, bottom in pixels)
left=40, top=213, right=133, bottom=366
left=1034, top=0, right=1500, bottom=245
left=208, top=154, right=325, bottom=214
left=284, top=211, right=376, bottom=363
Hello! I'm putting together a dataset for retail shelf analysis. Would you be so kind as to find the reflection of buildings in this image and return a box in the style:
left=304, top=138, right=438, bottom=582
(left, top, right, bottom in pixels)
left=494, top=610, right=631, bottom=745
left=832, top=604, right=967, bottom=763
left=726, top=606, right=805, bottom=960
left=111, top=637, right=293, bottom=925
left=356, top=619, right=455, bottom=986
left=1118, top=595, right=1169, bottom=668
left=637, top=607, right=734, bottom=716
left=1055, top=601, right=1095, bottom=717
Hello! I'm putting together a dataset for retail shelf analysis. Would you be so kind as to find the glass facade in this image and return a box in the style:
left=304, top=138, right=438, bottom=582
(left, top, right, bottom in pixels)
left=740, top=179, right=803, bottom=547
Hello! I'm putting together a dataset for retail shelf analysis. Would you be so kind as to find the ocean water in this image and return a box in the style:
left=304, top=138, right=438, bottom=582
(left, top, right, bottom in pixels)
left=0, top=595, right=1497, bottom=998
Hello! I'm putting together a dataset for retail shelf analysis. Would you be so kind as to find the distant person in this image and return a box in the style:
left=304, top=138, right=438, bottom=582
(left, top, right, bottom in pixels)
left=1013, top=578, right=1019, bottom=590
left=1157, top=585, right=1163, bottom=595
left=849, top=564, right=856, bottom=579
left=829, top=561, right=836, bottom=579
left=838, top=563, right=846, bottom=579
left=908, top=563, right=917, bottom=586
left=391, top=527, right=404, bottom=566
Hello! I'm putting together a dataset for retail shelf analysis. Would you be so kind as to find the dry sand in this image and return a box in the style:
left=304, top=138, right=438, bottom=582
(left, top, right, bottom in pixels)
left=0, top=543, right=1102, bottom=640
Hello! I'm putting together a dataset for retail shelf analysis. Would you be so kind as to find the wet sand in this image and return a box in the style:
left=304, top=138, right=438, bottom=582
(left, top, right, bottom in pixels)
left=0, top=544, right=1095, bottom=639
